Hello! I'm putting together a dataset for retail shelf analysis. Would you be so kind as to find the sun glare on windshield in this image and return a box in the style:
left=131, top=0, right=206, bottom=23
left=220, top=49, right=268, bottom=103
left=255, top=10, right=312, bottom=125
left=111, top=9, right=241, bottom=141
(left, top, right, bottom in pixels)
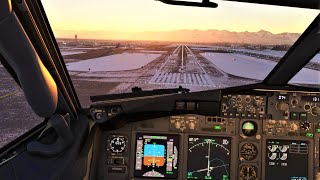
left=41, top=0, right=319, bottom=106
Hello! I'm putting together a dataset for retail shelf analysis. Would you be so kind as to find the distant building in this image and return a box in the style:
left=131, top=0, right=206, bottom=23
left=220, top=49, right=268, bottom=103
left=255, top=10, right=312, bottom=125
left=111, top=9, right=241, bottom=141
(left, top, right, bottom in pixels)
left=75, top=34, right=78, bottom=41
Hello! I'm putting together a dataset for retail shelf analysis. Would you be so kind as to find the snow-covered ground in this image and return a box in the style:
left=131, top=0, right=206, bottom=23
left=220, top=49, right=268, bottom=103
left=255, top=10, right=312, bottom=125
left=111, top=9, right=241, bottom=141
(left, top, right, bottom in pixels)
left=193, top=46, right=320, bottom=63
left=60, top=51, right=85, bottom=56
left=139, top=50, right=167, bottom=53
left=231, top=48, right=286, bottom=57
left=312, top=54, right=320, bottom=63
left=202, top=53, right=320, bottom=85
left=202, top=53, right=276, bottom=80
left=289, top=68, right=320, bottom=85
left=66, top=53, right=161, bottom=72
left=232, top=49, right=320, bottom=63
left=192, top=47, right=221, bottom=51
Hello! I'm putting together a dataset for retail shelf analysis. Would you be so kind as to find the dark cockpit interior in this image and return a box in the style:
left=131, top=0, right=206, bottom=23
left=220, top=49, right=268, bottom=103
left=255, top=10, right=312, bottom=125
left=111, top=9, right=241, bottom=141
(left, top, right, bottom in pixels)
left=0, top=0, right=319, bottom=180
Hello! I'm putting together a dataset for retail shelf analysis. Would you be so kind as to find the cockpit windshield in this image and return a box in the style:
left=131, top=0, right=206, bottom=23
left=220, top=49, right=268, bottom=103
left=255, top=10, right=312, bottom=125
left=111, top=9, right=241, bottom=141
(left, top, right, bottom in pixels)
left=41, top=0, right=319, bottom=106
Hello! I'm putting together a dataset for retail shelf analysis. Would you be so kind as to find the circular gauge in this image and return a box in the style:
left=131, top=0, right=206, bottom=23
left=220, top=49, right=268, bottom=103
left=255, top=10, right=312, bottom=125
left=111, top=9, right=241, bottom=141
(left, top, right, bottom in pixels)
left=109, top=136, right=127, bottom=153
left=240, top=143, right=258, bottom=161
left=242, top=121, right=258, bottom=137
left=239, top=165, right=258, bottom=180
left=300, top=121, right=312, bottom=131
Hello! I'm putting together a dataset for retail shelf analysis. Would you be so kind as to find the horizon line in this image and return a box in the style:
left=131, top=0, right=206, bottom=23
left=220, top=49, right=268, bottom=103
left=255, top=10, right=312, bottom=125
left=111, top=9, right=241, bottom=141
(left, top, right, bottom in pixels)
left=53, top=28, right=304, bottom=35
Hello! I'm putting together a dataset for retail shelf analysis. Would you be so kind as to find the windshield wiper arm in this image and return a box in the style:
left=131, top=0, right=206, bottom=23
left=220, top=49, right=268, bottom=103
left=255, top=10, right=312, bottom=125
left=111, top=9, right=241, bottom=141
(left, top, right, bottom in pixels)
left=90, top=86, right=190, bottom=102
left=157, top=0, right=218, bottom=8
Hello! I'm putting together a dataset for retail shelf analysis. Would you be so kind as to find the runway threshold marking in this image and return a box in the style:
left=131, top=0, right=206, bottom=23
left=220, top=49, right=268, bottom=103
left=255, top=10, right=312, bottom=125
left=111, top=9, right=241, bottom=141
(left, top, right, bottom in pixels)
left=149, top=44, right=216, bottom=87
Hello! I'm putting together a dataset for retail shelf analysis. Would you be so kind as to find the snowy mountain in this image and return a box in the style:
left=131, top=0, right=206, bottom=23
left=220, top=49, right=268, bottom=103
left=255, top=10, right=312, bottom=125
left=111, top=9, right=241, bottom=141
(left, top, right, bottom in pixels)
left=55, top=29, right=301, bottom=45
left=131, top=29, right=300, bottom=45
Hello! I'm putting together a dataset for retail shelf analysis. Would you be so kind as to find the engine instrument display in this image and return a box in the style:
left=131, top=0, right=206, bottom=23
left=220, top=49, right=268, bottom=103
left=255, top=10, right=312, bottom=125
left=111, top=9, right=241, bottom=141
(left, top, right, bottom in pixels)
left=187, top=135, right=231, bottom=180
left=265, top=140, right=309, bottom=180
left=134, top=133, right=179, bottom=178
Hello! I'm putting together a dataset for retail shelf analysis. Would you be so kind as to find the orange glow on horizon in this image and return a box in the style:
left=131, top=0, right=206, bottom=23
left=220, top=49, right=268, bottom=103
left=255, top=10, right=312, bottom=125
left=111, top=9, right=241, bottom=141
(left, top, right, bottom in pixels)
left=41, top=0, right=319, bottom=41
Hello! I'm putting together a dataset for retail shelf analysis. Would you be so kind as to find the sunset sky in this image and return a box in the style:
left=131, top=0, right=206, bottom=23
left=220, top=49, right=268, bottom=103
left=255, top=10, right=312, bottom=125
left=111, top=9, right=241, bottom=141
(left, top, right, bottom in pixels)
left=41, top=0, right=319, bottom=39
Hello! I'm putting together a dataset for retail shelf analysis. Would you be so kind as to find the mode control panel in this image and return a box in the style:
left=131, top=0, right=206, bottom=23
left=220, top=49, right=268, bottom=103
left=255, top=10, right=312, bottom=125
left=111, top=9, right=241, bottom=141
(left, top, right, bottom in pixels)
left=170, top=115, right=199, bottom=132
left=169, top=115, right=236, bottom=135
left=267, top=92, right=319, bottom=121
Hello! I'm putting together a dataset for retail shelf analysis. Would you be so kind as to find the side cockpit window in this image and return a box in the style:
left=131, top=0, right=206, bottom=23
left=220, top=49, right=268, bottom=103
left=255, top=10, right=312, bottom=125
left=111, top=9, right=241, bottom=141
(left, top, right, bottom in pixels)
left=289, top=52, right=320, bottom=88
left=0, top=62, right=42, bottom=148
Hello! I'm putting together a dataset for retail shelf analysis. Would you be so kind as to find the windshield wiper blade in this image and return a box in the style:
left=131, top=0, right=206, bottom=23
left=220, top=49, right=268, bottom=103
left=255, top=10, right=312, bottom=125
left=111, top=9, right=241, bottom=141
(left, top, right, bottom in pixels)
left=90, top=86, right=190, bottom=102
left=157, top=0, right=218, bottom=8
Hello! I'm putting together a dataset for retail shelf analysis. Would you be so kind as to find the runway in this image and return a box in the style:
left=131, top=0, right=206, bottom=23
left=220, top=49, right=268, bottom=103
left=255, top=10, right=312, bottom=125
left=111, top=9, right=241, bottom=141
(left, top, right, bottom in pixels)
left=149, top=45, right=215, bottom=87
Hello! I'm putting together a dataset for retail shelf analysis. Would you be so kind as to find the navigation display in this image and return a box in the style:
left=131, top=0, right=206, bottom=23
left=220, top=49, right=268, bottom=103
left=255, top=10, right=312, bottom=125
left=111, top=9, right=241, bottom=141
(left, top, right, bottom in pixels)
left=134, top=133, right=179, bottom=178
left=265, top=140, right=309, bottom=180
left=187, top=135, right=231, bottom=180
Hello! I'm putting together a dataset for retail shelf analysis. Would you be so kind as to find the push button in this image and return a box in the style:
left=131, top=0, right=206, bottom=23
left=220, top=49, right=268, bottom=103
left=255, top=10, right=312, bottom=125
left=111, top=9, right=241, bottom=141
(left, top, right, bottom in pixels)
left=290, top=112, right=299, bottom=120
left=114, top=158, right=124, bottom=165
left=299, top=113, right=307, bottom=121
left=108, top=166, right=126, bottom=173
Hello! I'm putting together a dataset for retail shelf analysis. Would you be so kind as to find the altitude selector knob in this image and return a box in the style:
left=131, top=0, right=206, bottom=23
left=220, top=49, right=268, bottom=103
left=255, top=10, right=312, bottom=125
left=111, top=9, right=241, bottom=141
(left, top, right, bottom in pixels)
left=300, top=121, right=312, bottom=131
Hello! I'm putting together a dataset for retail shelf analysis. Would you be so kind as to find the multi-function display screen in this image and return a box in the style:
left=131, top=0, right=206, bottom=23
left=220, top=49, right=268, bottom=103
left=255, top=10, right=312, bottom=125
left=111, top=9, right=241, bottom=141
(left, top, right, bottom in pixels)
left=265, top=140, right=309, bottom=180
left=134, top=133, right=179, bottom=178
left=187, top=135, right=231, bottom=180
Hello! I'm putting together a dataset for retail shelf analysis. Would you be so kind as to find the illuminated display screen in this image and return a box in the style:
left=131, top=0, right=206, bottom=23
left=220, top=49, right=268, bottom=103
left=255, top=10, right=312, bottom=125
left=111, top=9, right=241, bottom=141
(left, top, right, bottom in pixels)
left=301, top=95, right=320, bottom=102
left=277, top=94, right=289, bottom=101
left=134, top=133, right=179, bottom=178
left=265, top=140, right=308, bottom=180
left=187, top=135, right=231, bottom=180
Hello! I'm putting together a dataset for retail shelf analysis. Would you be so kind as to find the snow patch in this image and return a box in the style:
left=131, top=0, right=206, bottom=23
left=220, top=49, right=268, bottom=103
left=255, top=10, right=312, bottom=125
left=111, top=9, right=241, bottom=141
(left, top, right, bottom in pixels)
left=203, top=53, right=320, bottom=85
left=66, top=53, right=161, bottom=72
left=202, top=53, right=276, bottom=80
left=61, top=51, right=85, bottom=56
left=140, top=50, right=167, bottom=53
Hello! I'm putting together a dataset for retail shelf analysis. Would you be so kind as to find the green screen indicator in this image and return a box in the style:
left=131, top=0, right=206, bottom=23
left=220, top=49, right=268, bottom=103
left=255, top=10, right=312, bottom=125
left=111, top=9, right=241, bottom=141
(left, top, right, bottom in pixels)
left=306, top=133, right=313, bottom=137
left=214, top=125, right=222, bottom=130
left=187, top=172, right=198, bottom=179
left=223, top=175, right=229, bottom=180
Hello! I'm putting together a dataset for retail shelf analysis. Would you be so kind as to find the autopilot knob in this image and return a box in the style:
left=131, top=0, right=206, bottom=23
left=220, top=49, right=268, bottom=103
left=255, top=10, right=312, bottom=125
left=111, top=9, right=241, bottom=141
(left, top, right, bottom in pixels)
left=276, top=102, right=289, bottom=111
left=290, top=122, right=299, bottom=131
left=175, top=121, right=181, bottom=129
left=189, top=122, right=196, bottom=130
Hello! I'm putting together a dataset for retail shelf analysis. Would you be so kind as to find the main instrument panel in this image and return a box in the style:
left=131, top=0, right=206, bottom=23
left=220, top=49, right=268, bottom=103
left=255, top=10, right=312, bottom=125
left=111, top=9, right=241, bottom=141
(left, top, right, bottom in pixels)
left=93, top=90, right=320, bottom=180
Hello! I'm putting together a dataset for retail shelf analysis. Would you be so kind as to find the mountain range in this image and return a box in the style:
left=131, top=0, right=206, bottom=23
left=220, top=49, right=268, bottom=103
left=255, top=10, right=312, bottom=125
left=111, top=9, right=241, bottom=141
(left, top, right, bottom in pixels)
left=55, top=29, right=301, bottom=45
